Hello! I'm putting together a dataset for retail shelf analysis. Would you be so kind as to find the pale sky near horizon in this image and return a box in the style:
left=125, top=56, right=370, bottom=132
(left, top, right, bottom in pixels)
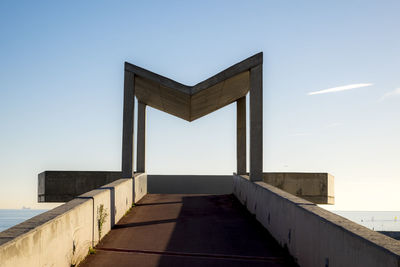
left=0, top=1, right=399, bottom=210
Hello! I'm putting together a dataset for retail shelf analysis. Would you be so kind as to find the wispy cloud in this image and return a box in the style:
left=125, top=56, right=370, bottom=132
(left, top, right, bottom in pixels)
left=379, top=88, right=400, bottom=102
left=308, top=83, right=373, bottom=95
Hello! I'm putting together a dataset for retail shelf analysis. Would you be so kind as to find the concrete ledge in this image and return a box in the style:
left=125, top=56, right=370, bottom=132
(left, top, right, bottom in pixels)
left=262, top=172, right=334, bottom=204
left=147, top=175, right=232, bottom=194
left=134, top=173, right=147, bottom=203
left=38, top=171, right=122, bottom=202
left=101, top=178, right=133, bottom=225
left=78, top=189, right=111, bottom=245
left=380, top=231, right=400, bottom=241
left=1, top=177, right=138, bottom=267
left=233, top=174, right=400, bottom=267
left=0, top=198, right=93, bottom=267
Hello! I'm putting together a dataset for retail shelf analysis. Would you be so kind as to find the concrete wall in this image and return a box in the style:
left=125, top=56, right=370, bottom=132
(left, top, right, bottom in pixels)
left=147, top=175, right=232, bottom=194
left=233, top=174, right=400, bottom=267
left=134, top=173, right=147, bottom=203
left=0, top=177, right=140, bottom=267
left=38, top=171, right=122, bottom=202
left=101, top=178, right=133, bottom=226
left=78, top=189, right=112, bottom=246
left=262, top=172, right=334, bottom=204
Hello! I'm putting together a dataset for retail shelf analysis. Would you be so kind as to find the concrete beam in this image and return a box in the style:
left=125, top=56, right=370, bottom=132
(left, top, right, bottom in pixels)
left=236, top=96, right=246, bottom=174
left=126, top=53, right=262, bottom=122
left=262, top=172, right=334, bottom=204
left=38, top=171, right=122, bottom=202
left=121, top=70, right=135, bottom=178
left=137, top=102, right=146, bottom=173
left=249, top=64, right=263, bottom=181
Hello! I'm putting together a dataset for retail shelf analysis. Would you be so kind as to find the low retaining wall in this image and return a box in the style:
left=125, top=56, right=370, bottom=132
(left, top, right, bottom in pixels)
left=233, top=174, right=400, bottom=267
left=0, top=176, right=143, bottom=267
left=148, top=175, right=232, bottom=194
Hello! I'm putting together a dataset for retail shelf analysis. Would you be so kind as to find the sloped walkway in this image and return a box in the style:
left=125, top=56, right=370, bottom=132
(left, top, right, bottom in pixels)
left=80, top=194, right=296, bottom=267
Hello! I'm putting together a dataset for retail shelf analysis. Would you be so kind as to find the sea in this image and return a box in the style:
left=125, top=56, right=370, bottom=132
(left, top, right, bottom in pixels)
left=0, top=209, right=48, bottom=232
left=0, top=209, right=399, bottom=235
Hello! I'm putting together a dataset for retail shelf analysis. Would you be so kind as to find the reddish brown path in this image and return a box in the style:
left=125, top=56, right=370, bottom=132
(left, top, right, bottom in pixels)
left=80, top=194, right=296, bottom=267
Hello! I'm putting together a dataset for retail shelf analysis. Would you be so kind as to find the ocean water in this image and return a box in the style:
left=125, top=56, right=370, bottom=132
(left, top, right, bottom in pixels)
left=0, top=209, right=47, bottom=232
left=333, top=211, right=400, bottom=231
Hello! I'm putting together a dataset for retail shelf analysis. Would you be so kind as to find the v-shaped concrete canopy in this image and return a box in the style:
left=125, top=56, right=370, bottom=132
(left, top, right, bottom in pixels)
left=124, top=52, right=263, bottom=121
left=122, top=52, right=263, bottom=181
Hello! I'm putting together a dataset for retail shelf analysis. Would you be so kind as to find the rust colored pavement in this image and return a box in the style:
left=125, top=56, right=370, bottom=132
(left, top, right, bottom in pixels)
left=80, top=194, right=296, bottom=267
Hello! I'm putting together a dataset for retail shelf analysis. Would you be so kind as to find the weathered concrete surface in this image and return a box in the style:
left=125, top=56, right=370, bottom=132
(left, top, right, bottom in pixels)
left=0, top=198, right=93, bottom=267
left=1, top=178, right=137, bottom=267
left=380, top=231, right=400, bottom=241
left=78, top=189, right=112, bottom=245
left=101, top=179, right=133, bottom=227
left=262, top=172, right=334, bottom=204
left=38, top=171, right=122, bottom=202
left=80, top=194, right=297, bottom=267
left=134, top=173, right=147, bottom=203
left=147, top=175, right=232, bottom=194
left=121, top=70, right=135, bottom=178
left=233, top=174, right=400, bottom=267
left=127, top=53, right=262, bottom=122
left=249, top=64, right=263, bottom=181
left=236, top=96, right=246, bottom=174
left=137, top=102, right=146, bottom=173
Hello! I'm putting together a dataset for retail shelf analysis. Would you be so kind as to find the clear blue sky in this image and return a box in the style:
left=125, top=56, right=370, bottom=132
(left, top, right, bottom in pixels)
left=0, top=1, right=399, bottom=210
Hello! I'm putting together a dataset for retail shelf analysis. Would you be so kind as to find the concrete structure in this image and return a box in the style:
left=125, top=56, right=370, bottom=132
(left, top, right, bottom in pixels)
left=262, top=172, right=334, bottom=204
left=123, top=52, right=264, bottom=181
left=0, top=177, right=140, bottom=267
left=1, top=53, right=398, bottom=266
left=38, top=172, right=333, bottom=204
left=38, top=171, right=121, bottom=202
left=233, top=174, right=400, bottom=267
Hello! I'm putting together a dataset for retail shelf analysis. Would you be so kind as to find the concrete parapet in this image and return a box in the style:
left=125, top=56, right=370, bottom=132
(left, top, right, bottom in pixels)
left=78, top=189, right=112, bottom=245
left=263, top=172, right=334, bottom=204
left=233, top=174, right=400, bottom=267
left=1, top=177, right=139, bottom=267
left=147, top=175, right=232, bottom=194
left=134, top=173, right=147, bottom=203
left=0, top=198, right=93, bottom=267
left=101, top=179, right=133, bottom=225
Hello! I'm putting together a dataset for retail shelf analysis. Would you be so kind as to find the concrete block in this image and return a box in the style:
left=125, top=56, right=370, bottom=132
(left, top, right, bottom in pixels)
left=38, top=171, right=122, bottom=202
left=134, top=173, right=147, bottom=203
left=262, top=172, right=334, bottom=204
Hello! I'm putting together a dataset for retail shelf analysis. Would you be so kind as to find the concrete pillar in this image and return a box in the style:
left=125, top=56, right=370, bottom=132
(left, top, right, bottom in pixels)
left=137, top=101, right=146, bottom=173
left=236, top=96, right=246, bottom=175
left=249, top=65, right=263, bottom=181
left=121, top=70, right=135, bottom=178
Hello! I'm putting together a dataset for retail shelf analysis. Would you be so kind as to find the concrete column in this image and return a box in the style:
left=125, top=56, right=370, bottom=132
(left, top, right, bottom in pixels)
left=236, top=96, right=246, bottom=175
left=249, top=65, right=263, bottom=181
left=137, top=101, right=146, bottom=173
left=121, top=70, right=135, bottom=178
